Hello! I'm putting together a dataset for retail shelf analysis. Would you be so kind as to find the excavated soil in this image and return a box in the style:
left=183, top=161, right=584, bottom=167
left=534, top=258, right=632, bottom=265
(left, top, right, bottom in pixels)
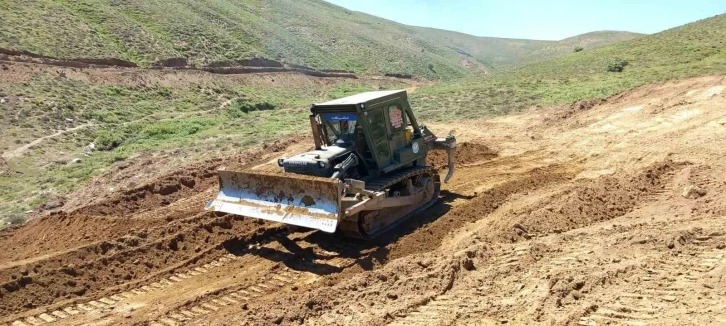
left=427, top=142, right=497, bottom=168
left=1, top=75, right=726, bottom=326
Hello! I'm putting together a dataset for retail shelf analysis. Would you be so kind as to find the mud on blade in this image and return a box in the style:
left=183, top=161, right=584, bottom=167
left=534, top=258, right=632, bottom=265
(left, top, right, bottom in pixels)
left=206, top=170, right=342, bottom=232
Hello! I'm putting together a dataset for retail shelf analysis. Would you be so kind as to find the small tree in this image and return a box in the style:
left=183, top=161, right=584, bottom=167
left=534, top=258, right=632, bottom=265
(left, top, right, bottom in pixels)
left=573, top=47, right=584, bottom=52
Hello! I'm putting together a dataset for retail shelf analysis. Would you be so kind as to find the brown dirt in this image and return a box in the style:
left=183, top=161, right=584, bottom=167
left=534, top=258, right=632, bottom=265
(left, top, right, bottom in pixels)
left=426, top=141, right=497, bottom=168
left=1, top=75, right=726, bottom=326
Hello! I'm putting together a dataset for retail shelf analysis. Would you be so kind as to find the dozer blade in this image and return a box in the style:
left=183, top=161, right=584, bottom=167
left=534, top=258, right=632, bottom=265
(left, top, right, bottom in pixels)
left=205, top=170, right=342, bottom=233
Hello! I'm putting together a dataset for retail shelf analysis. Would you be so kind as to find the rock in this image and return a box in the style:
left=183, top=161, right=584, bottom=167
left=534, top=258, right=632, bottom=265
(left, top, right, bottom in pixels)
left=0, top=98, right=7, bottom=104
left=386, top=293, right=398, bottom=300
left=662, top=295, right=678, bottom=302
left=71, top=158, right=81, bottom=164
left=65, top=118, right=74, bottom=122
left=462, top=257, right=476, bottom=271
left=89, top=142, right=96, bottom=150
left=682, top=185, right=706, bottom=199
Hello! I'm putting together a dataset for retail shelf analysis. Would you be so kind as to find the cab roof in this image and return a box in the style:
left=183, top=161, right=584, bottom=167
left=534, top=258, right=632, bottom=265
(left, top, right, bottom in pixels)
left=314, top=90, right=405, bottom=107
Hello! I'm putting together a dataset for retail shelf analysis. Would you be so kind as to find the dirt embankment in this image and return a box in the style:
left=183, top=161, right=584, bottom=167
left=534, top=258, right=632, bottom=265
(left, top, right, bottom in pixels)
left=0, top=47, right=357, bottom=78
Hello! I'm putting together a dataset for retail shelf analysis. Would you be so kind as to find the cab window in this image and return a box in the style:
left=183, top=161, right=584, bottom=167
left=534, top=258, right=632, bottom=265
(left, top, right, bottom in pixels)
left=367, top=108, right=391, bottom=162
left=321, top=113, right=357, bottom=145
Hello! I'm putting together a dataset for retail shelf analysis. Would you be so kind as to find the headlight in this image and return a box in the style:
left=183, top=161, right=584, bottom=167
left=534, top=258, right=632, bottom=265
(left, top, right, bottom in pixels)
left=318, top=161, right=326, bottom=168
left=278, top=158, right=285, bottom=166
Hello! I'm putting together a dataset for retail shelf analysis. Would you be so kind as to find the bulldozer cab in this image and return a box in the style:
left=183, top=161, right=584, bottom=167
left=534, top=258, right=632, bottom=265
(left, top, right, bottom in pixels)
left=311, top=90, right=425, bottom=172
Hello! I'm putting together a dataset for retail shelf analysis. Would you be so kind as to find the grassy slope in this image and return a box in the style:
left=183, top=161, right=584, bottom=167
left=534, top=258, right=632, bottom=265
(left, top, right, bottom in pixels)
left=0, top=0, right=636, bottom=79
left=409, top=27, right=553, bottom=69
left=517, top=31, right=644, bottom=64
left=412, top=14, right=726, bottom=120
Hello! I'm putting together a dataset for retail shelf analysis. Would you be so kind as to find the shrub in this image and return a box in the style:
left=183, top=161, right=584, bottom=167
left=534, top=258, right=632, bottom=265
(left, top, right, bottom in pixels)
left=606, top=60, right=629, bottom=72
left=5, top=212, right=27, bottom=227
left=95, top=130, right=124, bottom=150
left=226, top=100, right=276, bottom=118
left=573, top=47, right=584, bottom=52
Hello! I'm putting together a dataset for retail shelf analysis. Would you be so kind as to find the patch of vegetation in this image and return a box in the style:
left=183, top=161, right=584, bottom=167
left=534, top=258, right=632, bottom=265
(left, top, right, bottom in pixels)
left=5, top=212, right=27, bottom=225
left=606, top=59, right=629, bottom=72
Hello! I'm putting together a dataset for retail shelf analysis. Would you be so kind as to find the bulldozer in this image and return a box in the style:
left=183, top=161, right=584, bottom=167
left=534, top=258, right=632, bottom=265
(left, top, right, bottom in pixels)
left=205, top=90, right=456, bottom=239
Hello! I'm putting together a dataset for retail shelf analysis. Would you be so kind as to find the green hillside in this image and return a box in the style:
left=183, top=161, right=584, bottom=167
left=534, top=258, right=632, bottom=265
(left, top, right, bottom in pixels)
left=410, top=27, right=553, bottom=70
left=412, top=14, right=726, bottom=120
left=0, top=0, right=636, bottom=79
left=518, top=31, right=644, bottom=64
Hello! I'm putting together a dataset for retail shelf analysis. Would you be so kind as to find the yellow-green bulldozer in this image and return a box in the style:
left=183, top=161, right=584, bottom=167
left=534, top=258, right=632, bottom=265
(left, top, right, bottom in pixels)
left=205, top=90, right=456, bottom=239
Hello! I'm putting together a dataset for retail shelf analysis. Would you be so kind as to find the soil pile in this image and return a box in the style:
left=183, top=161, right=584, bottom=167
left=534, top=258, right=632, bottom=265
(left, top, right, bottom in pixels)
left=427, top=142, right=497, bottom=168
left=494, top=160, right=686, bottom=241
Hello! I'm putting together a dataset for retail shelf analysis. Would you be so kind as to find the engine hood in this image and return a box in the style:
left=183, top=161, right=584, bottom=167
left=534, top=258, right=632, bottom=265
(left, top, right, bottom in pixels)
left=282, top=145, right=352, bottom=177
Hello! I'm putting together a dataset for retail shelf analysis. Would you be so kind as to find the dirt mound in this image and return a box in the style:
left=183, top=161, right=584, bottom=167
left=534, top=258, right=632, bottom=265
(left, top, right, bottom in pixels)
left=76, top=165, right=216, bottom=217
left=427, top=142, right=497, bottom=168
left=73, top=138, right=300, bottom=217
left=376, top=163, right=575, bottom=262
left=493, top=160, right=685, bottom=241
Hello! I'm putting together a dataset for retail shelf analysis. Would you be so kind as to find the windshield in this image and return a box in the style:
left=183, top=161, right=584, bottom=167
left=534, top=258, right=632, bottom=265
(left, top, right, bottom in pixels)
left=321, top=113, right=358, bottom=145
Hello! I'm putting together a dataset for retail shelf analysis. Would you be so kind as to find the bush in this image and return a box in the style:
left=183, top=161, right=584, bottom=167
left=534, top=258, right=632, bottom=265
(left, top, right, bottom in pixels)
left=573, top=47, right=584, bottom=52
left=95, top=130, right=124, bottom=150
left=5, top=212, right=27, bottom=227
left=606, top=60, right=629, bottom=72
left=226, top=100, right=276, bottom=118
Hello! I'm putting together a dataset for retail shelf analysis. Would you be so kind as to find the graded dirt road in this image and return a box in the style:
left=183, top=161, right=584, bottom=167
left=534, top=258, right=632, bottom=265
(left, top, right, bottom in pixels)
left=1, top=76, right=725, bottom=326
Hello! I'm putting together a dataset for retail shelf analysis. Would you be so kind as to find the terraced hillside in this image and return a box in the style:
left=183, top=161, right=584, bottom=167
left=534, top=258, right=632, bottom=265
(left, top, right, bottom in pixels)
left=0, top=0, right=638, bottom=78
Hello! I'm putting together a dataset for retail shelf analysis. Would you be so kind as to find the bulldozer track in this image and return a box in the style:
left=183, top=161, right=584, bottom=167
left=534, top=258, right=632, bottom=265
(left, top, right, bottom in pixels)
left=577, top=227, right=726, bottom=326
left=6, top=253, right=239, bottom=326
left=339, top=166, right=440, bottom=239
left=148, top=266, right=306, bottom=326
left=579, top=249, right=726, bottom=326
